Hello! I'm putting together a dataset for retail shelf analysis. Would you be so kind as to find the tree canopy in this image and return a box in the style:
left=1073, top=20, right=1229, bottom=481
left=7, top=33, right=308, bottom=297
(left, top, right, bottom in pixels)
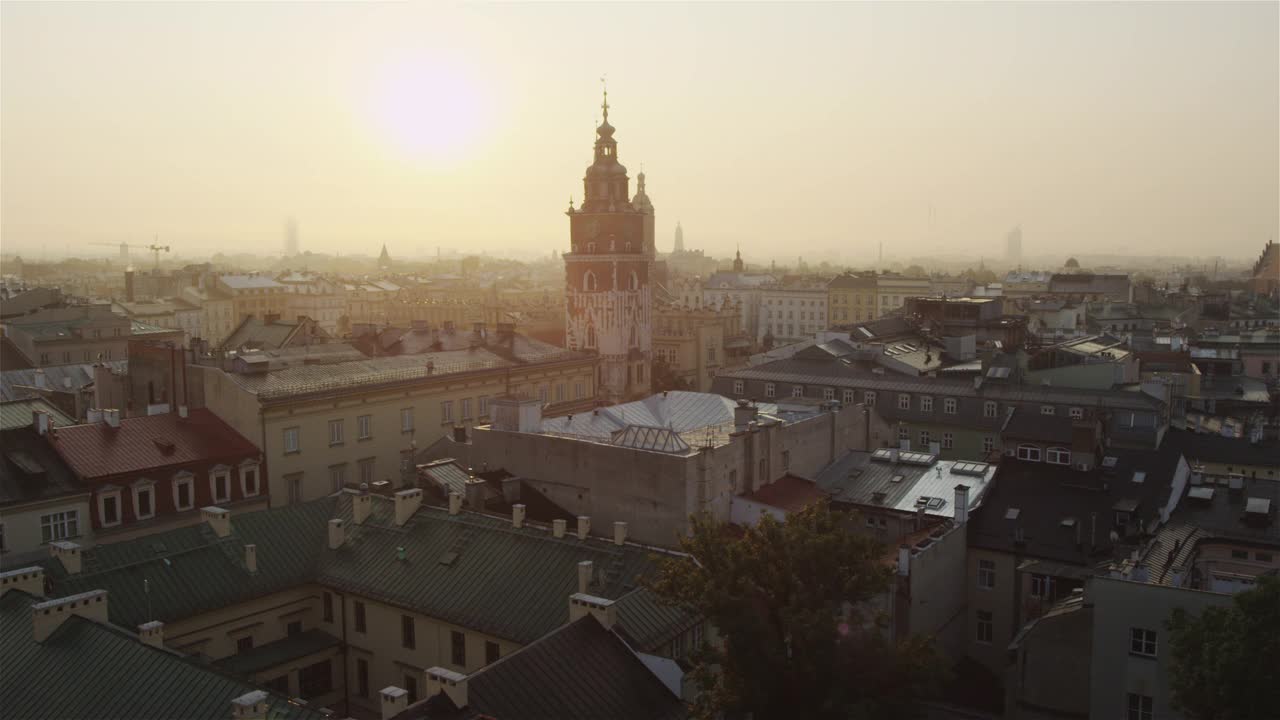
left=649, top=501, right=943, bottom=720
left=1166, top=576, right=1280, bottom=720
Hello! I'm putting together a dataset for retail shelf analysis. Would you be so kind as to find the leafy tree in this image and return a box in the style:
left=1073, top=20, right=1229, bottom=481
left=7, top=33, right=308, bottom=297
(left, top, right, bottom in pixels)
left=650, top=358, right=690, bottom=393
left=1166, top=576, right=1280, bottom=720
left=650, top=501, right=944, bottom=720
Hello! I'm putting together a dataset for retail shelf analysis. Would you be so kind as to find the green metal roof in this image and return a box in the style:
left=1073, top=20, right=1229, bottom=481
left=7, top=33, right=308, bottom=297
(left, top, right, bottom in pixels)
left=216, top=628, right=341, bottom=676
left=614, top=586, right=699, bottom=653
left=0, top=398, right=75, bottom=431
left=0, top=590, right=323, bottom=720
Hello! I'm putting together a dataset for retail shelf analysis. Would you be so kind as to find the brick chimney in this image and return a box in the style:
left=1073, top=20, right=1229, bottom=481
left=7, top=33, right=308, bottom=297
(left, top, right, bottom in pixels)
left=230, top=690, right=269, bottom=720
left=613, top=521, right=628, bottom=546
left=32, top=410, right=50, bottom=436
left=49, top=541, right=82, bottom=574
left=103, top=408, right=121, bottom=428
left=448, top=491, right=463, bottom=516
left=244, top=544, right=257, bottom=574
left=464, top=476, right=486, bottom=510
left=553, top=519, right=567, bottom=538
left=328, top=519, right=346, bottom=550
left=0, top=566, right=45, bottom=598
left=353, top=486, right=372, bottom=524
left=568, top=592, right=616, bottom=630
left=425, top=667, right=468, bottom=710
left=577, top=560, right=593, bottom=594
left=954, top=484, right=970, bottom=525
left=394, top=488, right=422, bottom=526
left=138, top=620, right=164, bottom=648
left=512, top=503, right=526, bottom=529
left=32, top=589, right=108, bottom=642
left=577, top=516, right=591, bottom=540
left=201, top=507, right=231, bottom=538
left=379, top=687, right=409, bottom=720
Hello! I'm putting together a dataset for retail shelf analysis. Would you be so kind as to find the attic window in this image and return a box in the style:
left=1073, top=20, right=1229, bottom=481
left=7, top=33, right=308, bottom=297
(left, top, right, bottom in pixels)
left=1101, top=456, right=1119, bottom=469
left=890, top=475, right=904, bottom=484
left=1060, top=517, right=1077, bottom=528
left=1132, top=471, right=1146, bottom=484
left=1005, top=508, right=1021, bottom=521
left=153, top=438, right=176, bottom=454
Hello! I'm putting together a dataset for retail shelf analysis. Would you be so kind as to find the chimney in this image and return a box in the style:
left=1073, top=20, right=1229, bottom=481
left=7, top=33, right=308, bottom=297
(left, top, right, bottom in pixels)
left=394, top=488, right=423, bottom=526
left=87, top=408, right=104, bottom=424
left=613, top=521, right=628, bottom=546
left=34, top=369, right=47, bottom=389
left=553, top=519, right=567, bottom=538
left=568, top=593, right=617, bottom=629
left=578, top=560, right=593, bottom=593
left=353, top=485, right=373, bottom=524
left=889, top=448, right=900, bottom=463
left=230, top=690, right=268, bottom=720
left=379, top=687, right=409, bottom=720
left=577, top=515, right=591, bottom=540
left=178, top=405, right=188, bottom=419
left=512, top=503, right=526, bottom=529
left=201, top=507, right=231, bottom=538
left=103, top=409, right=121, bottom=428
left=0, top=566, right=45, bottom=598
left=328, top=519, right=346, bottom=549
left=32, top=589, right=108, bottom=642
left=244, top=544, right=257, bottom=574
left=464, top=476, right=486, bottom=510
left=733, top=399, right=757, bottom=431
left=425, top=667, right=469, bottom=710
left=501, top=477, right=521, bottom=504
left=448, top=491, right=463, bottom=516
left=50, top=541, right=82, bottom=574
left=137, top=620, right=164, bottom=649
left=897, top=545, right=911, bottom=577
left=452, top=426, right=468, bottom=443
left=32, top=410, right=50, bottom=436
left=954, top=484, right=970, bottom=525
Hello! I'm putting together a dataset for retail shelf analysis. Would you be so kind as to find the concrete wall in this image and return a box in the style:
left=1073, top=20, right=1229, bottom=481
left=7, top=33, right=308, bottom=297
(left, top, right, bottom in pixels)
left=904, top=523, right=969, bottom=659
left=966, top=547, right=1021, bottom=674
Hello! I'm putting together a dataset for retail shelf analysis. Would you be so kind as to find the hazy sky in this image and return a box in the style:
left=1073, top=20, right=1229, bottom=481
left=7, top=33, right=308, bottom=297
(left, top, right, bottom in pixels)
left=3, top=2, right=1276, bottom=263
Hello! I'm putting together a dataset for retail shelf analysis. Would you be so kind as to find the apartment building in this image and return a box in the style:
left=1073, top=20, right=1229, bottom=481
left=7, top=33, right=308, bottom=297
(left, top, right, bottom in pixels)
left=115, top=298, right=203, bottom=344
left=652, top=299, right=746, bottom=391
left=194, top=340, right=597, bottom=504
left=1, top=304, right=182, bottom=367
left=757, top=283, right=828, bottom=345
left=276, top=272, right=345, bottom=334
left=875, top=274, right=932, bottom=319
left=0, top=405, right=93, bottom=559
left=218, top=274, right=291, bottom=328
left=827, top=272, right=878, bottom=325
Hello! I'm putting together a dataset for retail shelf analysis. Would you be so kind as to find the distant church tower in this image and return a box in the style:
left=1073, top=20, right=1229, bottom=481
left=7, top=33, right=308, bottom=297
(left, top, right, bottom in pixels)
left=673, top=221, right=685, bottom=253
left=564, top=88, right=654, bottom=403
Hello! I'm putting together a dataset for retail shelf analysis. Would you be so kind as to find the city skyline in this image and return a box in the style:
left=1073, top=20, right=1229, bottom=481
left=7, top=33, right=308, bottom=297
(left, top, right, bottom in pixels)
left=2, top=2, right=1277, bottom=261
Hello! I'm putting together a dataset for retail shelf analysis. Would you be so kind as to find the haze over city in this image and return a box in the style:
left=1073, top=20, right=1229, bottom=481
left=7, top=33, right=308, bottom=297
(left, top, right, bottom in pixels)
left=2, top=1, right=1276, bottom=262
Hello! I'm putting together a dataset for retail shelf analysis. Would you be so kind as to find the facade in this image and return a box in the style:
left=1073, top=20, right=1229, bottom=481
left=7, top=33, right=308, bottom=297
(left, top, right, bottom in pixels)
left=563, top=93, right=654, bottom=403
left=702, top=266, right=776, bottom=344
left=758, top=282, right=828, bottom=345
left=1048, top=273, right=1133, bottom=302
left=217, top=274, right=291, bottom=333
left=277, top=272, right=345, bottom=334
left=1247, top=238, right=1279, bottom=299
left=1, top=304, right=182, bottom=367
left=0, top=410, right=93, bottom=560
left=114, top=298, right=203, bottom=344
left=652, top=299, right=744, bottom=392
left=828, top=272, right=878, bottom=325
left=874, top=274, right=932, bottom=320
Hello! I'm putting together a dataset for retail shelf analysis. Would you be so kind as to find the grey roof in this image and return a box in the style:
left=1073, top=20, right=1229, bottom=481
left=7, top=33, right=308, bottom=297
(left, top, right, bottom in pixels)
left=0, top=361, right=127, bottom=403
left=215, top=628, right=342, bottom=676
left=0, top=590, right=321, bottom=720
left=0, top=398, right=76, bottom=431
left=614, top=586, right=700, bottom=653
left=0, top=427, right=85, bottom=507
left=419, top=459, right=474, bottom=496
left=1000, top=406, right=1077, bottom=444
left=219, top=275, right=285, bottom=290
left=815, top=449, right=996, bottom=519
left=1170, top=429, right=1279, bottom=468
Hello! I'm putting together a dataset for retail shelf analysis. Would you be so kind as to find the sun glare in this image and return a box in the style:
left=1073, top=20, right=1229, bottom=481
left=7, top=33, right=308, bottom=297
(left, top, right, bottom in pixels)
left=367, top=52, right=491, bottom=163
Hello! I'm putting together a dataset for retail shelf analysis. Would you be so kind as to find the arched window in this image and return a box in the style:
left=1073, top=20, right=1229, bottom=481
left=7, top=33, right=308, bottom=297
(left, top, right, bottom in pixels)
left=583, top=271, right=598, bottom=292
left=624, top=241, right=632, bottom=252
left=587, top=242, right=596, bottom=253
left=585, top=324, right=597, bottom=349
left=628, top=271, right=639, bottom=291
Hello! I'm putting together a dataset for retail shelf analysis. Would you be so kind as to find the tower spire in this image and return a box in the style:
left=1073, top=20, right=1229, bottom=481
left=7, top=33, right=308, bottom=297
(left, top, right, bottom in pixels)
left=600, top=75, right=609, bottom=123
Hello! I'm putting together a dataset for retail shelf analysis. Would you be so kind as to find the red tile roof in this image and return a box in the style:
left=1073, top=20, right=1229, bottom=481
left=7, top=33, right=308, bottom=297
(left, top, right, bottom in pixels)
left=50, top=409, right=260, bottom=479
left=745, top=474, right=828, bottom=513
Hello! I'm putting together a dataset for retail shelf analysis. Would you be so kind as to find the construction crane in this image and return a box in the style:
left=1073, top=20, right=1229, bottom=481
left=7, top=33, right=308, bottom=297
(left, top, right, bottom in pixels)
left=90, top=240, right=171, bottom=269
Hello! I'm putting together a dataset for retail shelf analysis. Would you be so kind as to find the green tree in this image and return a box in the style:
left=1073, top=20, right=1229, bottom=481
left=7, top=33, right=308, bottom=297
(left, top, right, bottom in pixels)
left=1166, top=576, right=1280, bottom=720
left=650, top=501, right=943, bottom=720
left=650, top=358, right=690, bottom=393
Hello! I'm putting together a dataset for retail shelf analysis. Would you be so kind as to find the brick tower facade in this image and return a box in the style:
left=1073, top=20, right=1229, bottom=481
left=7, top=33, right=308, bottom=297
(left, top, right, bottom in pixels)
left=564, top=90, right=654, bottom=403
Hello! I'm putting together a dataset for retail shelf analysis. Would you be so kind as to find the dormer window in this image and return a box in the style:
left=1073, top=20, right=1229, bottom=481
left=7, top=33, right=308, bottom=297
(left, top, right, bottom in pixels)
left=210, top=466, right=232, bottom=504
left=132, top=479, right=155, bottom=521
left=1016, top=444, right=1042, bottom=462
left=1046, top=447, right=1071, bottom=465
left=240, top=461, right=261, bottom=497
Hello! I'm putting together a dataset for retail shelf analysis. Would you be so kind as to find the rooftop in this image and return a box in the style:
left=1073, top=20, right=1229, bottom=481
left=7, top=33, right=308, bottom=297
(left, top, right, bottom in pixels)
left=743, top=474, right=828, bottom=513
left=219, top=275, right=285, bottom=290
left=0, top=398, right=76, bottom=431
left=0, top=427, right=84, bottom=507
left=49, top=408, right=260, bottom=479
left=815, top=449, right=996, bottom=520
left=0, top=361, right=127, bottom=402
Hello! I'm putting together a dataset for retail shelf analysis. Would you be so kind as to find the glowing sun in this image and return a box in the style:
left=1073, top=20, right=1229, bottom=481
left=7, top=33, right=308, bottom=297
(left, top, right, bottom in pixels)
left=367, top=52, right=491, bottom=162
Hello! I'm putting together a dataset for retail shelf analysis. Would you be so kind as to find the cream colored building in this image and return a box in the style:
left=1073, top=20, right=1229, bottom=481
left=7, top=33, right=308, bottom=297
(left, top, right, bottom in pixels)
left=194, top=344, right=597, bottom=504
left=874, top=274, right=931, bottom=319
left=1, top=304, right=183, bottom=367
left=827, top=272, right=878, bottom=325
left=653, top=300, right=744, bottom=391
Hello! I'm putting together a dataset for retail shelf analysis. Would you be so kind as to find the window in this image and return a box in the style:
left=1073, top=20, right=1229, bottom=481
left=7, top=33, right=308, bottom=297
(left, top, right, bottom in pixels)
left=237, top=635, right=254, bottom=653
left=976, top=610, right=993, bottom=644
left=298, top=659, right=332, bottom=698
left=284, top=426, right=300, bottom=454
left=919, top=430, right=931, bottom=447
left=1257, top=552, right=1274, bottom=562
left=485, top=641, right=500, bottom=665
left=943, top=398, right=957, bottom=414
left=733, top=380, right=745, bottom=395
left=920, top=396, right=933, bottom=412
left=99, top=490, right=121, bottom=527
left=898, top=394, right=911, bottom=410
left=1069, top=407, right=1084, bottom=419
left=441, top=400, right=454, bottom=423
left=942, top=432, right=954, bottom=450
left=583, top=270, right=598, bottom=291
left=1030, top=574, right=1051, bottom=598
left=864, top=391, right=876, bottom=407
left=356, top=658, right=370, bottom=698
left=358, top=458, right=375, bottom=485
left=1046, top=447, right=1071, bottom=465
left=323, top=592, right=333, bottom=623
left=983, top=401, right=997, bottom=418
left=210, top=468, right=231, bottom=503
left=451, top=630, right=466, bottom=667
left=791, top=386, right=804, bottom=398
left=573, top=382, right=584, bottom=400
left=479, top=395, right=491, bottom=415
left=1040, top=405, right=1055, bottom=416
left=133, top=482, right=154, bottom=520
left=400, top=407, right=415, bottom=433
left=241, top=463, right=260, bottom=497
left=1231, top=549, right=1248, bottom=560
left=173, top=473, right=194, bottom=511
left=401, top=614, right=416, bottom=649
left=0, top=522, right=5, bottom=552
left=40, top=511, right=79, bottom=543
left=1016, top=444, right=1042, bottom=462
left=782, top=450, right=791, bottom=471
left=978, top=559, right=996, bottom=589
left=538, top=386, right=548, bottom=404
left=898, top=426, right=910, bottom=443
left=983, top=436, right=995, bottom=454
left=357, top=414, right=372, bottom=440
left=404, top=675, right=419, bottom=704
left=287, top=474, right=303, bottom=505
left=823, top=387, right=835, bottom=401
left=1130, top=628, right=1157, bottom=657
left=265, top=675, right=289, bottom=694
left=354, top=601, right=367, bottom=633
left=287, top=620, right=302, bottom=636
left=328, top=419, right=344, bottom=446
left=765, top=383, right=776, bottom=398
left=1127, top=694, right=1153, bottom=720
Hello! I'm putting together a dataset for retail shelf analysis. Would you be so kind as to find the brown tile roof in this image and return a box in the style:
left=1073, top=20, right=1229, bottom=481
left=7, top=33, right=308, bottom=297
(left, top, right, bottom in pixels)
left=745, top=474, right=827, bottom=512
left=49, top=408, right=260, bottom=479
